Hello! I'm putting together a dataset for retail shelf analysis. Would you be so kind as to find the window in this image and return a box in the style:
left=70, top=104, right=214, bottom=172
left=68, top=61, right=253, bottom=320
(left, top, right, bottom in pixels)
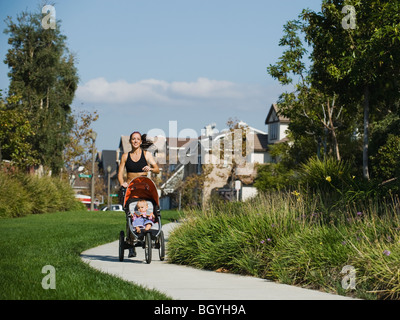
left=270, top=123, right=278, bottom=141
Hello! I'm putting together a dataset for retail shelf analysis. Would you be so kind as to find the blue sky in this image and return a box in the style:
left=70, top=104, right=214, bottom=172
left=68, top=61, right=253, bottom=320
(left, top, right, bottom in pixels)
left=0, top=0, right=322, bottom=151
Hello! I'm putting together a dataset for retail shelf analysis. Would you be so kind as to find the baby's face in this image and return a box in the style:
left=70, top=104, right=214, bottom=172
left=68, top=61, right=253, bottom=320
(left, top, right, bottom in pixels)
left=137, top=202, right=148, bottom=212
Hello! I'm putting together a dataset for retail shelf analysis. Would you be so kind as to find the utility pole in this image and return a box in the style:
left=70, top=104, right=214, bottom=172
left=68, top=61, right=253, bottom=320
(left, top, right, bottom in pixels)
left=107, top=165, right=112, bottom=210
left=90, top=131, right=97, bottom=211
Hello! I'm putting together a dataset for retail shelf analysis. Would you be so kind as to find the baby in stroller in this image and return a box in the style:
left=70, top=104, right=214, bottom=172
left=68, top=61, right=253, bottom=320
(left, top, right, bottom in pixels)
left=119, top=177, right=165, bottom=263
left=131, top=199, right=155, bottom=233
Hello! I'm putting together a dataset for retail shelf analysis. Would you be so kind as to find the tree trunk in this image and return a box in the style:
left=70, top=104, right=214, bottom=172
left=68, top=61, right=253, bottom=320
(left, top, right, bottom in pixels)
left=363, top=86, right=370, bottom=180
left=46, top=87, right=49, bottom=110
left=327, top=97, right=341, bottom=161
left=323, top=128, right=328, bottom=159
left=331, top=128, right=341, bottom=162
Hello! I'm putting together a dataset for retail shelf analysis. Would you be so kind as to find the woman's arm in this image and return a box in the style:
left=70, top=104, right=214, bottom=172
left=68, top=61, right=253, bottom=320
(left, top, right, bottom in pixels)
left=118, top=153, right=129, bottom=187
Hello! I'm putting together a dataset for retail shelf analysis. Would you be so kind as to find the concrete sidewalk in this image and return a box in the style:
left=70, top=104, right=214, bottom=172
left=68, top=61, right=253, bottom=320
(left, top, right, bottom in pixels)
left=81, top=222, right=355, bottom=300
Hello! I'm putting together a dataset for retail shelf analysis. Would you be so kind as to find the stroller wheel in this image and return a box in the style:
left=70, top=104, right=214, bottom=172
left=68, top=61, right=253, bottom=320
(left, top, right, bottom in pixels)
left=119, top=231, right=125, bottom=262
left=158, top=231, right=165, bottom=261
left=144, top=232, right=152, bottom=264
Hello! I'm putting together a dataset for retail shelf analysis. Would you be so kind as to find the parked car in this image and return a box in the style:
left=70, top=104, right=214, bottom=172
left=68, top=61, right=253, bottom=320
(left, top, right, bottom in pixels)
left=101, top=204, right=124, bottom=212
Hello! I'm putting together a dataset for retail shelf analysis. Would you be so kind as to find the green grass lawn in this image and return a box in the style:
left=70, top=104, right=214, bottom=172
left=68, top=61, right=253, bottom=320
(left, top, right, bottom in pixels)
left=0, top=209, right=181, bottom=300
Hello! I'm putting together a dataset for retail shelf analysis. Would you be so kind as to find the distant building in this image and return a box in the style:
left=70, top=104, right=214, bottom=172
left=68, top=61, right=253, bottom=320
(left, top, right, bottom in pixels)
left=98, top=150, right=118, bottom=190
left=201, top=104, right=290, bottom=203
left=265, top=103, right=290, bottom=144
left=111, top=103, right=291, bottom=208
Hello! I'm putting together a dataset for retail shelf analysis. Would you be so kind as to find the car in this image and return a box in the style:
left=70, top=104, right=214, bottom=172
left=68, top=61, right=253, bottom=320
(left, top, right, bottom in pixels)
left=101, top=204, right=124, bottom=212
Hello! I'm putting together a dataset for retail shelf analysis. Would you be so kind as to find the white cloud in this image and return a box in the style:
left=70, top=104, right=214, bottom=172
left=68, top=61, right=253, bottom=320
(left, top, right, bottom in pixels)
left=75, top=77, right=170, bottom=104
left=169, top=77, right=243, bottom=99
left=74, top=77, right=285, bottom=150
left=75, top=77, right=271, bottom=111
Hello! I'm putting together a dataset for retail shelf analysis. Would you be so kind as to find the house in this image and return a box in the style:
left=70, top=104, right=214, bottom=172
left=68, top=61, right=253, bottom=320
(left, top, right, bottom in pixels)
left=157, top=137, right=199, bottom=210
left=158, top=121, right=270, bottom=204
left=265, top=103, right=290, bottom=144
left=70, top=171, right=90, bottom=195
left=201, top=123, right=270, bottom=203
left=115, top=103, right=290, bottom=208
left=98, top=150, right=119, bottom=191
left=198, top=104, right=290, bottom=204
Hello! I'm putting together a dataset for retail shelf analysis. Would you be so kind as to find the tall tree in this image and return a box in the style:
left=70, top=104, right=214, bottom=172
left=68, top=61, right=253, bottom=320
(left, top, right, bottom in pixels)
left=4, top=9, right=79, bottom=173
left=301, top=0, right=400, bottom=179
left=63, top=110, right=99, bottom=173
left=268, top=20, right=351, bottom=162
left=0, top=100, right=38, bottom=168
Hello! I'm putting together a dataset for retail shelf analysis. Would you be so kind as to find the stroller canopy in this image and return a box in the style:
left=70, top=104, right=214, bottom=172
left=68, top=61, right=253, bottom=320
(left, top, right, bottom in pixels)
left=123, top=177, right=160, bottom=207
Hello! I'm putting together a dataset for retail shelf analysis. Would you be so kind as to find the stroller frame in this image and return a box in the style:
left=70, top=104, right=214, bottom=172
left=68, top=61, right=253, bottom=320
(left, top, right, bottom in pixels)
left=118, top=177, right=165, bottom=264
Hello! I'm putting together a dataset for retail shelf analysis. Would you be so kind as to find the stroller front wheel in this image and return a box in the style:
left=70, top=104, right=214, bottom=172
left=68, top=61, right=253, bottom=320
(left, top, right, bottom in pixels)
left=158, top=231, right=165, bottom=261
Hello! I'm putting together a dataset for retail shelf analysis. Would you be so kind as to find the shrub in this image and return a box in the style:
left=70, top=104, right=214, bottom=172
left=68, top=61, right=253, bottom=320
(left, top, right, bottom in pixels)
left=0, top=171, right=84, bottom=218
left=269, top=225, right=355, bottom=289
left=52, top=178, right=84, bottom=211
left=371, top=134, right=400, bottom=180
left=0, top=172, right=33, bottom=217
left=370, top=134, right=400, bottom=196
left=168, top=193, right=400, bottom=299
left=254, top=162, right=297, bottom=191
left=298, top=157, right=354, bottom=192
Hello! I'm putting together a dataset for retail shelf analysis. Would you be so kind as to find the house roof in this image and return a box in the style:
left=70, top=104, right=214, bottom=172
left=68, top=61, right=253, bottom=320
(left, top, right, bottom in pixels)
left=119, top=136, right=131, bottom=154
left=166, top=137, right=199, bottom=149
left=72, top=176, right=90, bottom=191
left=254, top=134, right=269, bottom=151
left=99, top=150, right=118, bottom=176
left=265, top=103, right=290, bottom=124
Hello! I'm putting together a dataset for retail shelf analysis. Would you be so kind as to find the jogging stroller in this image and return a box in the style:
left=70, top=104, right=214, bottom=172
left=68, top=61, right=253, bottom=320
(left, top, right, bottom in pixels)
left=118, top=177, right=165, bottom=264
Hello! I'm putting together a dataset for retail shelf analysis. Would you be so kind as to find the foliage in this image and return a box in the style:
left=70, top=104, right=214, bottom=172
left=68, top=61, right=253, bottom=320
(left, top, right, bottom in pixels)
left=3, top=9, right=79, bottom=173
left=254, top=162, right=296, bottom=191
left=168, top=193, right=400, bottom=299
left=267, top=20, right=357, bottom=163
left=371, top=135, right=400, bottom=181
left=0, top=106, right=39, bottom=167
left=370, top=112, right=400, bottom=161
left=298, top=156, right=354, bottom=192
left=265, top=1, right=400, bottom=191
left=63, top=110, right=99, bottom=172
left=301, top=0, right=400, bottom=179
left=177, top=171, right=206, bottom=209
left=0, top=171, right=84, bottom=218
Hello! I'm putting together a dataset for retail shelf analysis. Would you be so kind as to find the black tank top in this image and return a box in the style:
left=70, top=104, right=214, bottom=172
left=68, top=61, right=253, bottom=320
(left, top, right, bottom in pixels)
left=125, top=150, right=148, bottom=173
